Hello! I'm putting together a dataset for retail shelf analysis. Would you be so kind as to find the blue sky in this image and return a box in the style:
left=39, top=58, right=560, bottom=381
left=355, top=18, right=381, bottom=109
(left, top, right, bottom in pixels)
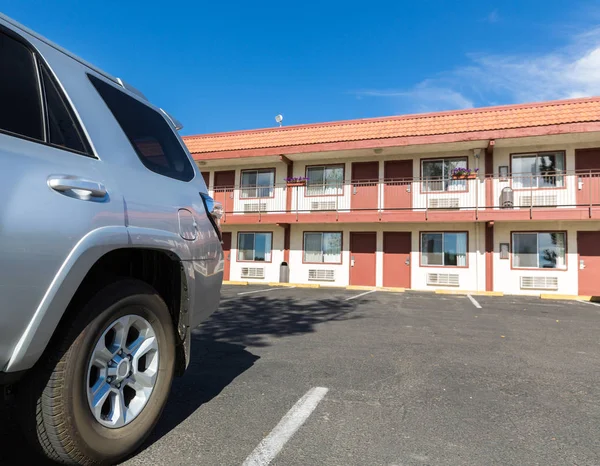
left=4, top=1, right=600, bottom=135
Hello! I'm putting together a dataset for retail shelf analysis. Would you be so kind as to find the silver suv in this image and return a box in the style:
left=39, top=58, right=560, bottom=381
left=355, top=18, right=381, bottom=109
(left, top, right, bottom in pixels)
left=0, top=14, right=223, bottom=465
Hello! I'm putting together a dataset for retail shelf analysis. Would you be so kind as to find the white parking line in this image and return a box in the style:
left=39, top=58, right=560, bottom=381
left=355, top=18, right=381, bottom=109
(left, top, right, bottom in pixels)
left=467, top=294, right=482, bottom=309
left=242, top=386, right=329, bottom=466
left=345, top=289, right=376, bottom=301
left=237, top=287, right=295, bottom=296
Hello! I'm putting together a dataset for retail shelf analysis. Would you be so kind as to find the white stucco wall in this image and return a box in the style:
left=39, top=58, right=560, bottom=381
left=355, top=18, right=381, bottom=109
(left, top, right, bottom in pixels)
left=493, top=221, right=599, bottom=296
left=225, top=225, right=285, bottom=283
left=285, top=223, right=485, bottom=291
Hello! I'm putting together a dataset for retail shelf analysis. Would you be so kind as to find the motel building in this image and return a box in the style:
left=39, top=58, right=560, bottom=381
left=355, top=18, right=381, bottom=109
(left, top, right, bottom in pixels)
left=183, top=97, right=600, bottom=297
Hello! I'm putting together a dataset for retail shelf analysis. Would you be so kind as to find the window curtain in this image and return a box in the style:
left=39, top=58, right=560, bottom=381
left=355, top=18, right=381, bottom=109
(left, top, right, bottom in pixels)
left=323, top=232, right=342, bottom=263
left=304, top=233, right=323, bottom=262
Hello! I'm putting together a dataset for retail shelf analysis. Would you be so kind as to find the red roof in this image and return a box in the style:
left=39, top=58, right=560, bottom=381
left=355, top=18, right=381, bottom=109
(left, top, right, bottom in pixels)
left=183, top=97, right=600, bottom=159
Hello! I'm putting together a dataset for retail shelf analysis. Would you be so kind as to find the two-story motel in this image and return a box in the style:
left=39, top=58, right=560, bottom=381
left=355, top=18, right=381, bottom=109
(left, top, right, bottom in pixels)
left=184, top=97, right=600, bottom=296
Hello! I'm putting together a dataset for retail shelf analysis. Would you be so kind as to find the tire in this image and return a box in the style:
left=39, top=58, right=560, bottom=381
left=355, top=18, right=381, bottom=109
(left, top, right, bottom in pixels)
left=16, top=279, right=176, bottom=465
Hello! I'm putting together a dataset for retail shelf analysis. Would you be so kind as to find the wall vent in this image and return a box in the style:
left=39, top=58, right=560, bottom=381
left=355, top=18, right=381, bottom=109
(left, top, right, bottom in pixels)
left=519, top=195, right=558, bottom=207
left=311, top=201, right=337, bottom=211
left=308, top=269, right=336, bottom=281
left=241, top=267, right=265, bottom=279
left=520, top=276, right=558, bottom=290
left=427, top=273, right=459, bottom=286
left=243, top=203, right=267, bottom=213
left=428, top=198, right=460, bottom=209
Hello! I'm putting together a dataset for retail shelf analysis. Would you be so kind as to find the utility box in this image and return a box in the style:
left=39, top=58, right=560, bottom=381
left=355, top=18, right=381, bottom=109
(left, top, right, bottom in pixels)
left=501, top=187, right=514, bottom=208
left=279, top=262, right=289, bottom=283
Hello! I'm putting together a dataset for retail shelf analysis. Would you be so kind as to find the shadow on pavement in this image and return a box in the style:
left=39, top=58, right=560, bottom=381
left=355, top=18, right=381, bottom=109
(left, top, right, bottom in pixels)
left=195, top=294, right=360, bottom=347
left=0, top=292, right=359, bottom=464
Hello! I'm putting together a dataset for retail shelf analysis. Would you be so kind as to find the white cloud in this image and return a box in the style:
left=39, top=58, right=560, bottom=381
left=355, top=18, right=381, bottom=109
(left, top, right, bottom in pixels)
left=354, top=26, right=600, bottom=112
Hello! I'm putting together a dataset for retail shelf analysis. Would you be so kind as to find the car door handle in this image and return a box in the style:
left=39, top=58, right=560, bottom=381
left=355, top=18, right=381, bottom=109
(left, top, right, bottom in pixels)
left=48, top=176, right=107, bottom=198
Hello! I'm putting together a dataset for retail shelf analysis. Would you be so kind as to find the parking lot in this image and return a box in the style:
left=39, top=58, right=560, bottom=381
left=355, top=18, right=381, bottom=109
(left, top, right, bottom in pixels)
left=2, top=286, right=600, bottom=465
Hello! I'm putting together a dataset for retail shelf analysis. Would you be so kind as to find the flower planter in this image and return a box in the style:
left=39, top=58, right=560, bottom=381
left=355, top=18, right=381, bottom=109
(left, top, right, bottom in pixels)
left=286, top=182, right=306, bottom=187
left=452, top=174, right=477, bottom=180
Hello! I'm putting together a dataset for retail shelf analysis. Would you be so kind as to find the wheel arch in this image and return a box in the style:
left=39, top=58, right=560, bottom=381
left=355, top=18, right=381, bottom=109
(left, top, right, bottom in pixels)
left=5, top=227, right=193, bottom=374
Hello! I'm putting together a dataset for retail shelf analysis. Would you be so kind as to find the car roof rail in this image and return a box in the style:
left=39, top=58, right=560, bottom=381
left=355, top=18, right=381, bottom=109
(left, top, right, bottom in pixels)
left=160, top=109, right=184, bottom=131
left=116, top=78, right=148, bottom=101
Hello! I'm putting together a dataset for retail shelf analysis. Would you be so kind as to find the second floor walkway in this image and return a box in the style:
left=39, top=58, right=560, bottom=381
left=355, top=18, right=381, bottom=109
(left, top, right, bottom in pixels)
left=209, top=170, right=600, bottom=224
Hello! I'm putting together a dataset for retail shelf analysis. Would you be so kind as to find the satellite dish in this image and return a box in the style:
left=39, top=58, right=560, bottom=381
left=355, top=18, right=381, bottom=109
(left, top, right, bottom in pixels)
left=275, top=114, right=283, bottom=127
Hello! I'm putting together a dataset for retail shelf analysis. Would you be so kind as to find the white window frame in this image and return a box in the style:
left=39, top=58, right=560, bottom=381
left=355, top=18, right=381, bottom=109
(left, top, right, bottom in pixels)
left=420, top=232, right=468, bottom=267
left=303, top=232, right=343, bottom=264
left=511, top=151, right=566, bottom=189
left=421, top=157, right=468, bottom=192
left=511, top=232, right=567, bottom=269
left=237, top=232, right=273, bottom=262
left=240, top=168, right=275, bottom=199
left=306, top=165, right=344, bottom=196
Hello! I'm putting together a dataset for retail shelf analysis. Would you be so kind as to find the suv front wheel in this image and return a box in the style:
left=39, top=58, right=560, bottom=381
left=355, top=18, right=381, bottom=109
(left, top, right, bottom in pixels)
left=17, top=279, right=176, bottom=465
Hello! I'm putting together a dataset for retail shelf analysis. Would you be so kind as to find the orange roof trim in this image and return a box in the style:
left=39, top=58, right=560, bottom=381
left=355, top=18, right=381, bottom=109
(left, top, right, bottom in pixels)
left=183, top=97, right=600, bottom=157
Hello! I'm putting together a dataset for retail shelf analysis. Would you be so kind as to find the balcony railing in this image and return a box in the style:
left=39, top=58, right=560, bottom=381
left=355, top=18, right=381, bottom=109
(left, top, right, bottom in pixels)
left=209, top=170, right=600, bottom=219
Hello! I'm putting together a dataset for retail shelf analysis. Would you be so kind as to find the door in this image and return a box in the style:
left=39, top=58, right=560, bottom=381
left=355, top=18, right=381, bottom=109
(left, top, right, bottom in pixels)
left=383, top=232, right=411, bottom=288
left=351, top=162, right=379, bottom=211
left=350, top=232, right=377, bottom=286
left=384, top=160, right=412, bottom=210
left=221, top=232, right=232, bottom=281
left=214, top=170, right=235, bottom=213
left=578, top=231, right=600, bottom=296
left=575, top=149, right=600, bottom=206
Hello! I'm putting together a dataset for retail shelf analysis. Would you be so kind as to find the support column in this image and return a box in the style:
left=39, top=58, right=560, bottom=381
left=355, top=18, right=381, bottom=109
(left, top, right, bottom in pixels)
left=485, top=221, right=494, bottom=292
left=485, top=139, right=495, bottom=208
left=280, top=223, right=291, bottom=263
left=280, top=155, right=293, bottom=213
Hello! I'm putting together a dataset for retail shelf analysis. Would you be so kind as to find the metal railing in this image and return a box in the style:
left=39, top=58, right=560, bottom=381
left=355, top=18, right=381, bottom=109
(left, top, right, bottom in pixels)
left=209, top=170, right=600, bottom=217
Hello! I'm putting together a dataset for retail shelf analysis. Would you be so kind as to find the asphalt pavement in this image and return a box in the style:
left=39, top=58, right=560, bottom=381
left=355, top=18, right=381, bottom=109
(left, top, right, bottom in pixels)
left=2, top=286, right=600, bottom=465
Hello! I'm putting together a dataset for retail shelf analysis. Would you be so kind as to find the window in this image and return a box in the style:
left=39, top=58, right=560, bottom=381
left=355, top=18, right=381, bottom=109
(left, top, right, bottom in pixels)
left=422, top=158, right=468, bottom=192
left=421, top=232, right=467, bottom=266
left=89, top=74, right=194, bottom=182
left=306, top=165, right=344, bottom=196
left=238, top=232, right=272, bottom=262
left=512, top=232, right=566, bottom=269
left=512, top=152, right=565, bottom=188
left=240, top=169, right=275, bottom=198
left=304, top=232, right=342, bottom=263
left=0, top=31, right=43, bottom=140
left=41, top=65, right=91, bottom=155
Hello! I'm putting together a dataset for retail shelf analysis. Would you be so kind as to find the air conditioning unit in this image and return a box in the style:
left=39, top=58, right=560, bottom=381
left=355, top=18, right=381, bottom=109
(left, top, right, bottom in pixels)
left=428, top=198, right=460, bottom=209
left=241, top=267, right=265, bottom=279
left=520, top=276, right=558, bottom=290
left=308, top=269, right=335, bottom=281
left=310, top=201, right=337, bottom=211
left=519, top=195, right=558, bottom=207
left=427, top=273, right=459, bottom=286
left=243, top=203, right=267, bottom=213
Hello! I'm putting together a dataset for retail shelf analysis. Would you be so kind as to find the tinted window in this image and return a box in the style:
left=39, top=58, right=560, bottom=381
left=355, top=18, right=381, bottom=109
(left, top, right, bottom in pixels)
left=0, top=31, right=43, bottom=140
left=88, top=74, right=193, bottom=181
left=41, top=65, right=91, bottom=154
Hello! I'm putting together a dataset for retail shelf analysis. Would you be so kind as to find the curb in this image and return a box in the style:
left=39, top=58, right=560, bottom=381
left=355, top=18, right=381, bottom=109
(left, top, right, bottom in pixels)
left=378, top=287, right=406, bottom=293
left=268, top=282, right=321, bottom=288
left=222, top=281, right=249, bottom=286
left=435, top=290, right=504, bottom=297
left=540, top=294, right=599, bottom=301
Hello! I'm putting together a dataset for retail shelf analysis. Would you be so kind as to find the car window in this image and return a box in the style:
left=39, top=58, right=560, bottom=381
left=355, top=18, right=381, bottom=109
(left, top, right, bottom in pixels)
left=0, top=30, right=43, bottom=140
left=88, top=74, right=194, bottom=182
left=41, top=64, right=92, bottom=155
